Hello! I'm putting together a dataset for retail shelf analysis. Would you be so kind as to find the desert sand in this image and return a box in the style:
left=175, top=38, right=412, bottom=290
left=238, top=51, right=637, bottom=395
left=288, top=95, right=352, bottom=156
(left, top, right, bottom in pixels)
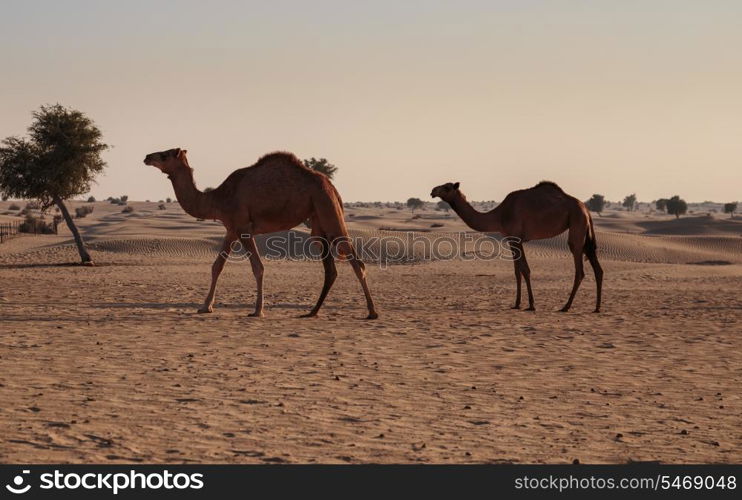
left=0, top=199, right=740, bottom=463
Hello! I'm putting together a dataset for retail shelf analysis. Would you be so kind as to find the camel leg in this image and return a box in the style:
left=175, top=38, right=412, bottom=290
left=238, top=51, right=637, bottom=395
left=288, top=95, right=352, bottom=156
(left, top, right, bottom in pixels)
left=242, top=236, right=265, bottom=317
left=199, top=234, right=236, bottom=313
left=337, top=238, right=378, bottom=319
left=585, top=242, right=603, bottom=313
left=516, top=241, right=536, bottom=311
left=560, top=242, right=585, bottom=312
left=509, top=241, right=522, bottom=309
left=301, top=238, right=338, bottom=318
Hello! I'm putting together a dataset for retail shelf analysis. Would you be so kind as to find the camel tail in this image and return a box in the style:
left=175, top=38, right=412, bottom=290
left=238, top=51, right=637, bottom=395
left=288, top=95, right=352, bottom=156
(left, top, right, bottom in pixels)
left=584, top=213, right=597, bottom=260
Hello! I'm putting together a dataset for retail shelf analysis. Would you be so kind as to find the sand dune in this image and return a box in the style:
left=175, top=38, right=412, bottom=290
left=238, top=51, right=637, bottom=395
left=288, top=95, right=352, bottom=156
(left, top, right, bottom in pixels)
left=1, top=200, right=740, bottom=464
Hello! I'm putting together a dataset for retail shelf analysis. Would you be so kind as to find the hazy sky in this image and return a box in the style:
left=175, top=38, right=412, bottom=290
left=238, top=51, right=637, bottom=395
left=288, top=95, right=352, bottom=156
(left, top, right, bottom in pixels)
left=1, top=1, right=740, bottom=202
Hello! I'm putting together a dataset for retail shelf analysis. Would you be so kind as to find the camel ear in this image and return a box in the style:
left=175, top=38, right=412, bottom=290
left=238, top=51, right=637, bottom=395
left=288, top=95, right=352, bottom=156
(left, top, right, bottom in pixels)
left=453, top=182, right=460, bottom=189
left=172, top=148, right=182, bottom=158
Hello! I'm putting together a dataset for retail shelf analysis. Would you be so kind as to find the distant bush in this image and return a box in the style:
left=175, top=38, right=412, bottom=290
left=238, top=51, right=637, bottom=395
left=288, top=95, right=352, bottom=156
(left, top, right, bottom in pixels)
left=411, top=214, right=421, bottom=220
left=19, top=214, right=55, bottom=234
left=87, top=196, right=96, bottom=203
left=120, top=195, right=129, bottom=203
left=406, top=197, right=424, bottom=212
left=166, top=197, right=172, bottom=203
left=121, top=205, right=134, bottom=213
left=109, top=197, right=121, bottom=204
left=25, top=201, right=40, bottom=210
left=75, top=205, right=95, bottom=218
left=431, top=223, right=444, bottom=228
left=158, top=203, right=166, bottom=210
left=9, top=203, right=20, bottom=210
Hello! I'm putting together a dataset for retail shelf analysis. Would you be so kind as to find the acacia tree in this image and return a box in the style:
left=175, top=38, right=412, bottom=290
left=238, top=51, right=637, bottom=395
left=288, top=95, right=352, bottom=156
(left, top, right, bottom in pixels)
left=407, top=197, right=424, bottom=213
left=585, top=194, right=606, bottom=215
left=303, top=157, right=338, bottom=180
left=622, top=193, right=637, bottom=211
left=666, top=195, right=687, bottom=219
left=0, top=104, right=108, bottom=264
left=655, top=198, right=669, bottom=212
left=723, top=202, right=737, bottom=218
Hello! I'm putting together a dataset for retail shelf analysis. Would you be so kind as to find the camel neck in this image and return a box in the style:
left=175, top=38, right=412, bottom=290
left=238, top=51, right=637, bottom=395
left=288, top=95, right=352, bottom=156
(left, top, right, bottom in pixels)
left=168, top=168, right=216, bottom=220
left=449, top=193, right=501, bottom=233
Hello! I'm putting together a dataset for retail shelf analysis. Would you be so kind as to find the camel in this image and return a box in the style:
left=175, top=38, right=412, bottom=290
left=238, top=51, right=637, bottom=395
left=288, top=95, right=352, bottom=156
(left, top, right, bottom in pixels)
left=431, top=181, right=603, bottom=312
left=143, top=148, right=378, bottom=319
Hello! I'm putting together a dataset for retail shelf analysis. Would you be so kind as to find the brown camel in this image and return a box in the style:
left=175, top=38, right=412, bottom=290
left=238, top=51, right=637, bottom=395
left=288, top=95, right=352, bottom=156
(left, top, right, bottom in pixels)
left=144, top=148, right=378, bottom=319
left=431, top=181, right=603, bottom=312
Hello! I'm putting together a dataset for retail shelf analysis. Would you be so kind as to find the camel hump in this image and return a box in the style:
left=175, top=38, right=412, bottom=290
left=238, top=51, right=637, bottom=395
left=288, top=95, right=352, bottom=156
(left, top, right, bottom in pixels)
left=533, top=180, right=566, bottom=193
left=255, top=151, right=307, bottom=169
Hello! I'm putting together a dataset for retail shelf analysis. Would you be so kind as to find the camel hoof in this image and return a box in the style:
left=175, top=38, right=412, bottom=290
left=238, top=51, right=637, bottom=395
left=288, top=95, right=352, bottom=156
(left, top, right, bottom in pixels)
left=524, top=306, right=535, bottom=312
left=300, top=312, right=318, bottom=318
left=366, top=312, right=379, bottom=320
left=559, top=307, right=570, bottom=313
left=593, top=308, right=601, bottom=313
left=197, top=306, right=213, bottom=314
left=511, top=304, right=521, bottom=310
left=248, top=311, right=264, bottom=318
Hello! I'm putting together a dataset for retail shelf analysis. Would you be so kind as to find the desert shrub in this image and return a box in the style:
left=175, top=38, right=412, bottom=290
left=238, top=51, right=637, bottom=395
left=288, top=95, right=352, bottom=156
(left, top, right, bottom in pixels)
left=120, top=195, right=128, bottom=203
left=158, top=203, right=166, bottom=210
left=411, top=214, right=421, bottom=220
left=166, top=197, right=172, bottom=203
left=121, top=205, right=134, bottom=213
left=109, top=197, right=121, bottom=204
left=25, top=201, right=40, bottom=210
left=75, top=205, right=94, bottom=218
left=19, top=214, right=55, bottom=234
left=87, top=196, right=96, bottom=202
left=430, top=223, right=444, bottom=228
left=9, top=202, right=20, bottom=210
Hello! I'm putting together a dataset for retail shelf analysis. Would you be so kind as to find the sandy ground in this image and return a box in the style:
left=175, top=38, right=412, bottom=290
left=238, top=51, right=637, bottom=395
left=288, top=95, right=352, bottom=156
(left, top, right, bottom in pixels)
left=0, top=200, right=740, bottom=463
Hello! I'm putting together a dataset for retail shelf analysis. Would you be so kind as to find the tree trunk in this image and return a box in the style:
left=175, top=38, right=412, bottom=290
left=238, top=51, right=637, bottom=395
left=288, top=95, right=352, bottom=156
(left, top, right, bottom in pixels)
left=54, top=196, right=93, bottom=264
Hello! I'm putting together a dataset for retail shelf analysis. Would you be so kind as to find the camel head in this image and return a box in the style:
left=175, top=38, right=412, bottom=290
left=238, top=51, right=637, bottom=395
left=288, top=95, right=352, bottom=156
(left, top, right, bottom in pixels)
left=430, top=182, right=460, bottom=201
left=143, top=148, right=189, bottom=175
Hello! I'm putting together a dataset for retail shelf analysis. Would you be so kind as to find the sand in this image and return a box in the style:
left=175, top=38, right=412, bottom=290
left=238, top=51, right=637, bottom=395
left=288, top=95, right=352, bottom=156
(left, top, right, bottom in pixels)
left=0, top=200, right=740, bottom=463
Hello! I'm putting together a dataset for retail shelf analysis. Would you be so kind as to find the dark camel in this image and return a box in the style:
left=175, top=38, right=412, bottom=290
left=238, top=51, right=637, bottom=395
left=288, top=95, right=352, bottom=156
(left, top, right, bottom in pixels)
left=144, top=148, right=378, bottom=319
left=431, top=181, right=603, bottom=312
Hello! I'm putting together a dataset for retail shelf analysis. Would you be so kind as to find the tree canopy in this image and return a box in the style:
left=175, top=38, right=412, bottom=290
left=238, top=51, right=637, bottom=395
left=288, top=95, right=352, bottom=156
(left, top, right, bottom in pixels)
left=0, top=104, right=108, bottom=208
left=622, top=193, right=637, bottom=211
left=303, top=157, right=338, bottom=180
left=407, top=197, right=424, bottom=212
left=585, top=194, right=605, bottom=214
left=666, top=195, right=687, bottom=219
left=723, top=202, right=737, bottom=217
